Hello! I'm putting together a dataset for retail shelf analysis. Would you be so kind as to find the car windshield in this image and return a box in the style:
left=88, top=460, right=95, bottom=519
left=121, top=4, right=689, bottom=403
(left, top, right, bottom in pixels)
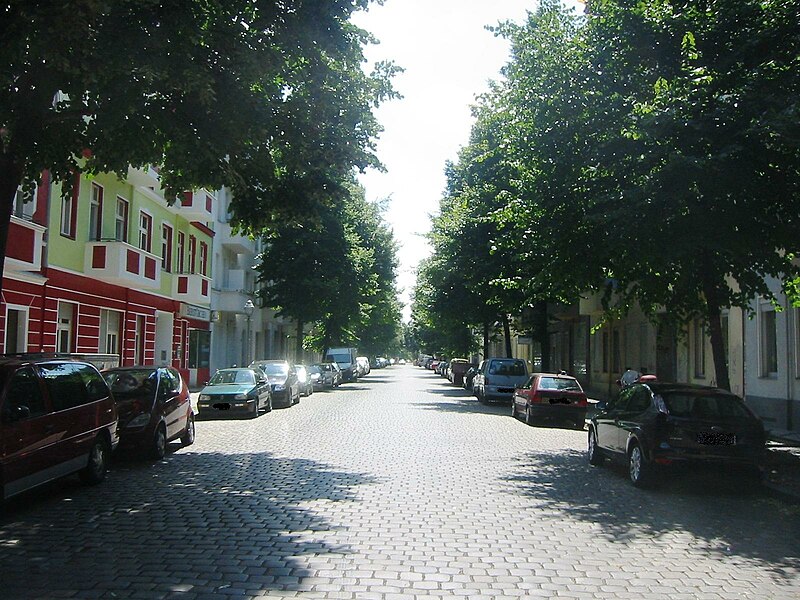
left=104, top=369, right=157, bottom=397
left=488, top=360, right=526, bottom=376
left=308, top=366, right=322, bottom=374
left=261, top=363, right=288, bottom=376
left=328, top=354, right=349, bottom=363
left=659, top=392, right=752, bottom=419
left=209, top=370, right=255, bottom=385
left=538, top=377, right=582, bottom=391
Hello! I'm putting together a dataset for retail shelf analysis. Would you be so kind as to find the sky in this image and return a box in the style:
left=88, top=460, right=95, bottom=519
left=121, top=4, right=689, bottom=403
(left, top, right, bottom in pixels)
left=351, top=1, right=582, bottom=321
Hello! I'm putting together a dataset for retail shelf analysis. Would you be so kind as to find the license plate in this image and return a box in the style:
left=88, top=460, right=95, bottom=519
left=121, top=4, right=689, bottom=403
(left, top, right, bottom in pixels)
left=549, top=397, right=572, bottom=405
left=697, top=432, right=735, bottom=445
left=213, top=403, right=231, bottom=410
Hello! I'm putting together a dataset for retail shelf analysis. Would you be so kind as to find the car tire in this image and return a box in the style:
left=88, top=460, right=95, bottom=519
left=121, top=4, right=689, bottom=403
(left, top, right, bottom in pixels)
left=266, top=395, right=273, bottom=413
left=180, top=414, right=196, bottom=446
left=151, top=424, right=168, bottom=459
left=511, top=400, right=517, bottom=419
left=80, top=437, right=110, bottom=484
left=588, top=429, right=603, bottom=466
left=525, top=405, right=534, bottom=426
left=628, top=443, right=653, bottom=487
left=250, top=401, right=259, bottom=418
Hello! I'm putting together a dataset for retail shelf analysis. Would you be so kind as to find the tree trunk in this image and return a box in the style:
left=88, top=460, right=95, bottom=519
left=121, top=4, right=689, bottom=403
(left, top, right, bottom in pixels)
left=295, top=319, right=304, bottom=363
left=0, top=154, right=24, bottom=302
left=502, top=313, right=512, bottom=358
left=482, top=321, right=489, bottom=359
left=702, top=275, right=731, bottom=391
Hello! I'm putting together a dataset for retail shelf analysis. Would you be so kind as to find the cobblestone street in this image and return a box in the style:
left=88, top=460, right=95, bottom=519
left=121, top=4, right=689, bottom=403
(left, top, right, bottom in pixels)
left=1, top=366, right=799, bottom=599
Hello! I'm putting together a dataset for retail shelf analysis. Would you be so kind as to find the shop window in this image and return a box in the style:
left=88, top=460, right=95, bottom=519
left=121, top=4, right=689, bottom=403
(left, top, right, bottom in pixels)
left=188, top=329, right=210, bottom=369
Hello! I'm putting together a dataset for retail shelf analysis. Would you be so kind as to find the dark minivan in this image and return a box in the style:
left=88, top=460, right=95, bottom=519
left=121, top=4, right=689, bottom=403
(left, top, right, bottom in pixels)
left=0, top=355, right=119, bottom=500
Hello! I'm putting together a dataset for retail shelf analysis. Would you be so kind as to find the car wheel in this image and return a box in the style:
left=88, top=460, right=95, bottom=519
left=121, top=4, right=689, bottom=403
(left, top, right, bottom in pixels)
left=628, top=443, right=653, bottom=487
left=525, top=405, right=534, bottom=426
left=250, top=401, right=260, bottom=418
left=151, top=424, right=167, bottom=459
left=266, top=395, right=273, bottom=413
left=180, top=414, right=196, bottom=446
left=80, top=437, right=110, bottom=484
left=511, top=400, right=518, bottom=419
left=588, top=429, right=603, bottom=466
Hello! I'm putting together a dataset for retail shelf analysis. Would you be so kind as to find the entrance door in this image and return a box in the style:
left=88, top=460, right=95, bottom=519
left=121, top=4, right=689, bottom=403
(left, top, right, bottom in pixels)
left=5, top=307, right=27, bottom=353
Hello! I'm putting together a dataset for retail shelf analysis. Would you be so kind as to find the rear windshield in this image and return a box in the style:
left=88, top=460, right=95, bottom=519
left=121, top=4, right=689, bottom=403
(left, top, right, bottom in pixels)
left=659, top=392, right=752, bottom=419
left=210, top=370, right=255, bottom=385
left=488, top=360, right=527, bottom=376
left=538, top=377, right=582, bottom=392
left=104, top=369, right=157, bottom=397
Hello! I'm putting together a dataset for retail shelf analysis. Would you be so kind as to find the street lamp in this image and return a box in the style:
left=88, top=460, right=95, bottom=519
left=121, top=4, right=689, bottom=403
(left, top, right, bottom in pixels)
left=244, top=299, right=255, bottom=365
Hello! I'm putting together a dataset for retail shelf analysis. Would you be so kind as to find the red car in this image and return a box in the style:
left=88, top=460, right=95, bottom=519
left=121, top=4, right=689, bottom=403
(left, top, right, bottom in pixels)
left=512, top=372, right=588, bottom=429
left=103, top=366, right=194, bottom=459
left=1, top=355, right=119, bottom=500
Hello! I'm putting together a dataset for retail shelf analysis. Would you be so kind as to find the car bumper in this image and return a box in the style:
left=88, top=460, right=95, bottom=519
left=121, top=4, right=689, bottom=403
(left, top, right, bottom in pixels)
left=197, top=399, right=257, bottom=419
left=651, top=445, right=764, bottom=468
left=271, top=389, right=292, bottom=406
left=528, top=405, right=587, bottom=423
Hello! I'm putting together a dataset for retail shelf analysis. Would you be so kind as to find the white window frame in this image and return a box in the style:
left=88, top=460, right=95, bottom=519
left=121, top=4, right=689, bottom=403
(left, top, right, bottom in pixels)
left=4, top=305, right=29, bottom=353
left=60, top=192, right=74, bottom=237
left=115, top=196, right=129, bottom=242
left=161, top=223, right=173, bottom=272
left=100, top=309, right=121, bottom=355
left=139, top=211, right=153, bottom=253
left=13, top=183, right=37, bottom=220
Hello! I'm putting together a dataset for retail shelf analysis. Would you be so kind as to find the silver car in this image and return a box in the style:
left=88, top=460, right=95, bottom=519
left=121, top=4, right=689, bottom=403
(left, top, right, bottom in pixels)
left=472, top=358, right=529, bottom=403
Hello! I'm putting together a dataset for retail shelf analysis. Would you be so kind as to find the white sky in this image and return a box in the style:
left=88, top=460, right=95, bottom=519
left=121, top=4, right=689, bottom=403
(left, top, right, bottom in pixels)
left=351, top=1, right=582, bottom=321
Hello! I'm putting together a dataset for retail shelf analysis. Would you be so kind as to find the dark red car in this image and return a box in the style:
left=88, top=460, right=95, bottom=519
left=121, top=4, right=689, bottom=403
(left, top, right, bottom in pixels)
left=0, top=355, right=119, bottom=500
left=512, top=372, right=588, bottom=429
left=102, top=366, right=194, bottom=460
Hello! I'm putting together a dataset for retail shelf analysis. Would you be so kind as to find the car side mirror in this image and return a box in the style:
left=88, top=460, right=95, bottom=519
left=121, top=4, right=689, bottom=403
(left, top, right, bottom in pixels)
left=3, top=404, right=31, bottom=423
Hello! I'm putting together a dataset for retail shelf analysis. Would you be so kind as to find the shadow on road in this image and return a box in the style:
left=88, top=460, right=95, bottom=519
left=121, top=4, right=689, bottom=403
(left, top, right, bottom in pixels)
left=0, top=450, right=378, bottom=598
left=505, top=448, right=800, bottom=582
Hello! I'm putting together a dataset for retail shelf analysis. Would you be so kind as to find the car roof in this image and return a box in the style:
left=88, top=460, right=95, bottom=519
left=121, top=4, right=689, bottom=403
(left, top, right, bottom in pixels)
left=531, top=372, right=578, bottom=379
left=641, top=382, right=734, bottom=395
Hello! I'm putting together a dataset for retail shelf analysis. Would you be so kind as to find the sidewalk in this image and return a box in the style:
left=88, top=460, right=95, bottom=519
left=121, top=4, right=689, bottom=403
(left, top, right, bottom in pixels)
left=764, top=429, right=800, bottom=503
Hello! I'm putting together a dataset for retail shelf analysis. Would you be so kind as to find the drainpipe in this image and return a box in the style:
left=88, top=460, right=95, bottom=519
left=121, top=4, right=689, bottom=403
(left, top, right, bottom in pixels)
left=786, top=293, right=793, bottom=431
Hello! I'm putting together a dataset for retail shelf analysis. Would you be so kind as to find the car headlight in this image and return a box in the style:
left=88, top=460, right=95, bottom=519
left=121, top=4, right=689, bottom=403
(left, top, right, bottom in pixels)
left=199, top=394, right=210, bottom=402
left=126, top=413, right=151, bottom=428
left=234, top=393, right=249, bottom=400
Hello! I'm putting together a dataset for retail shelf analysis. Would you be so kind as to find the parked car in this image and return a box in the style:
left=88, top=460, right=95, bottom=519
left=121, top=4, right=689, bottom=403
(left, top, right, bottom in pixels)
left=472, top=358, right=529, bottom=403
left=587, top=382, right=766, bottom=487
left=103, top=366, right=195, bottom=459
left=448, top=359, right=470, bottom=386
left=295, top=364, right=314, bottom=397
left=356, top=356, right=371, bottom=376
left=307, top=365, right=324, bottom=390
left=512, top=372, right=588, bottom=429
left=249, top=360, right=300, bottom=407
left=312, top=362, right=342, bottom=388
left=197, top=367, right=272, bottom=418
left=0, top=354, right=119, bottom=500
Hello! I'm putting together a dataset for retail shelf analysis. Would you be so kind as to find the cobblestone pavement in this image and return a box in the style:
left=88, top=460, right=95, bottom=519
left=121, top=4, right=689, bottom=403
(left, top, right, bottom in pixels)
left=1, top=367, right=799, bottom=599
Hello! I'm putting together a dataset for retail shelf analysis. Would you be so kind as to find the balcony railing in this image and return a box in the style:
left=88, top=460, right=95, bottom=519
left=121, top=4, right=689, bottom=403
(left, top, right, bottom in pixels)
left=7, top=216, right=47, bottom=273
left=85, top=240, right=161, bottom=289
left=178, top=190, right=215, bottom=223
left=174, top=271, right=212, bottom=306
left=218, top=221, right=255, bottom=255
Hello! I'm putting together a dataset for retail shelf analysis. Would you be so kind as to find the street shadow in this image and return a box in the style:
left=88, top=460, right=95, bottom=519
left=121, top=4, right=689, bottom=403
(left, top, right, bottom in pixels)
left=416, top=396, right=512, bottom=417
left=0, top=450, right=378, bottom=599
left=504, top=448, right=800, bottom=582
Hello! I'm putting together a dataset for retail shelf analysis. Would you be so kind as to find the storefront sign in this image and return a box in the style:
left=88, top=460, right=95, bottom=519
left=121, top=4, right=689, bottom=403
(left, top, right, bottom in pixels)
left=180, top=303, right=211, bottom=322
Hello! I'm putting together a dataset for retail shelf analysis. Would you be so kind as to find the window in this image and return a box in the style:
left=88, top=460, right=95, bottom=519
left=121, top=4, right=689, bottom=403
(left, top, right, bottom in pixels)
left=693, top=319, right=705, bottom=378
left=100, top=310, right=120, bottom=355
left=760, top=304, right=778, bottom=376
left=188, top=235, right=197, bottom=273
left=601, top=330, right=609, bottom=373
left=188, top=329, right=210, bottom=369
left=199, top=241, right=208, bottom=276
left=57, top=303, right=75, bottom=353
left=134, top=314, right=146, bottom=364
left=7, top=367, right=46, bottom=418
left=139, top=212, right=152, bottom=252
left=161, top=224, right=173, bottom=272
left=176, top=232, right=186, bottom=273
left=89, top=183, right=103, bottom=241
left=611, top=329, right=621, bottom=374
left=60, top=189, right=75, bottom=237
left=13, top=183, right=37, bottom=220
left=5, top=307, right=27, bottom=353
left=39, top=363, right=105, bottom=411
left=115, top=197, right=129, bottom=242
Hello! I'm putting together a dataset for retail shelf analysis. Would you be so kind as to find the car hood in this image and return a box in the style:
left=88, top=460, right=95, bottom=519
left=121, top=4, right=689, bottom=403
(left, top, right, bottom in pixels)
left=269, top=376, right=287, bottom=385
left=200, top=384, right=254, bottom=395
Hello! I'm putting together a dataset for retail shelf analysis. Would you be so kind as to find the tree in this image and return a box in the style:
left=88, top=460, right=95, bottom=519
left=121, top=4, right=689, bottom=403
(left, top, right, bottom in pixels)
left=1, top=0, right=398, bottom=297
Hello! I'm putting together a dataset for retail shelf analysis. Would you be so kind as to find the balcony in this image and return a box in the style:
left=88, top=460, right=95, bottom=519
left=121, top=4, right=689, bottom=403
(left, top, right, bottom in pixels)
left=85, top=241, right=161, bottom=289
left=178, top=190, right=215, bottom=223
left=218, top=221, right=255, bottom=255
left=174, top=272, right=212, bottom=307
left=127, top=165, right=161, bottom=189
left=215, top=269, right=254, bottom=313
left=7, top=216, right=47, bottom=274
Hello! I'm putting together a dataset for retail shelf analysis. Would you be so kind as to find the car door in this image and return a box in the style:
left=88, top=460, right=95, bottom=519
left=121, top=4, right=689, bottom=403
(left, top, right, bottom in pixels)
left=0, top=366, right=61, bottom=499
left=474, top=361, right=485, bottom=394
left=158, top=369, right=185, bottom=440
left=514, top=375, right=535, bottom=413
left=614, top=385, right=653, bottom=451
left=254, top=370, right=270, bottom=407
left=595, top=387, right=634, bottom=455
